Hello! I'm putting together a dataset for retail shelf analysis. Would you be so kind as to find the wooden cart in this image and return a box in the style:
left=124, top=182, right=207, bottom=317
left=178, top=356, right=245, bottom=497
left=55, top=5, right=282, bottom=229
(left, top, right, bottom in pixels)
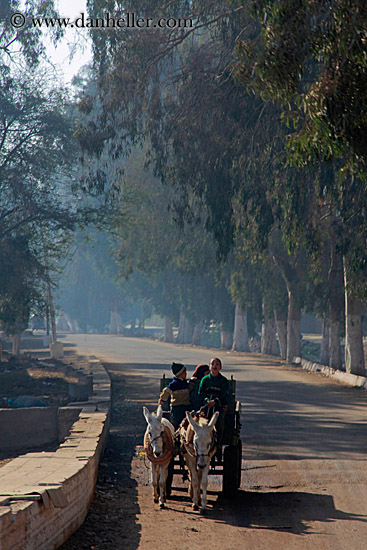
left=160, top=374, right=242, bottom=496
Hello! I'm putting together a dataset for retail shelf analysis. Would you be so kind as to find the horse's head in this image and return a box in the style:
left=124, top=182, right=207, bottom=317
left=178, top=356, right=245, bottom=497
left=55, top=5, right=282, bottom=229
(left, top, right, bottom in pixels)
left=186, top=411, right=219, bottom=469
left=143, top=405, right=165, bottom=458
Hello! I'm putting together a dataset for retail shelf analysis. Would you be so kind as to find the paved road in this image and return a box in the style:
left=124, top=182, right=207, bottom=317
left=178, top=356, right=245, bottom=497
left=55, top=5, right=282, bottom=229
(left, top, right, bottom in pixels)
left=63, top=333, right=367, bottom=549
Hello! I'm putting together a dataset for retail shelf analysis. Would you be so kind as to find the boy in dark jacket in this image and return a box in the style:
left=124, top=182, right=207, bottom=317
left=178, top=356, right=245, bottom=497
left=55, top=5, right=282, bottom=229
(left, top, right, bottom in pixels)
left=159, top=362, right=195, bottom=429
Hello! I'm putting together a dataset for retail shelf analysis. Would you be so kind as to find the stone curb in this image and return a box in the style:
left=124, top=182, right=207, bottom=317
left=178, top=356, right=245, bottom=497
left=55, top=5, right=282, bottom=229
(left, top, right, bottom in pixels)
left=293, top=356, right=367, bottom=390
left=0, top=357, right=111, bottom=550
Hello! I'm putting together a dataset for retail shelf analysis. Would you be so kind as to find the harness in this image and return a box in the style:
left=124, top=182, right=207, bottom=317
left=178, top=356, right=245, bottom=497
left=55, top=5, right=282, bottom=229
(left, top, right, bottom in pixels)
left=180, top=423, right=217, bottom=461
left=144, top=425, right=174, bottom=466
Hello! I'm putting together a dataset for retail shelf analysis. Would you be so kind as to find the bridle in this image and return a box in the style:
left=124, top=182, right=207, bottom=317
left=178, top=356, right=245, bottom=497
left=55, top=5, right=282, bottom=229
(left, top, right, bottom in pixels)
left=182, top=425, right=216, bottom=462
left=144, top=425, right=173, bottom=465
left=194, top=438, right=216, bottom=461
left=150, top=432, right=164, bottom=444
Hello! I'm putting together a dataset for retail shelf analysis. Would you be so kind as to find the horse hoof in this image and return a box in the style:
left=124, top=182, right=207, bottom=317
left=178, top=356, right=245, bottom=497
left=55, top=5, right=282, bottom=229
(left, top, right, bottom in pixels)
left=193, top=504, right=199, bottom=511
left=160, top=503, right=165, bottom=509
left=200, top=507, right=207, bottom=515
left=154, top=498, right=159, bottom=504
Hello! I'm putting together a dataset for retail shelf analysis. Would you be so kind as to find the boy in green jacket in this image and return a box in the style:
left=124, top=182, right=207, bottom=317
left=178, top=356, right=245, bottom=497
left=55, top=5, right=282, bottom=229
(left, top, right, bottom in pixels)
left=198, top=357, right=232, bottom=457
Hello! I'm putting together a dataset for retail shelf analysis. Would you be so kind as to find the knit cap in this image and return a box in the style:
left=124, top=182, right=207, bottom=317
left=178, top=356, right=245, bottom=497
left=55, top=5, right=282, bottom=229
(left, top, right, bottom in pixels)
left=171, top=362, right=186, bottom=377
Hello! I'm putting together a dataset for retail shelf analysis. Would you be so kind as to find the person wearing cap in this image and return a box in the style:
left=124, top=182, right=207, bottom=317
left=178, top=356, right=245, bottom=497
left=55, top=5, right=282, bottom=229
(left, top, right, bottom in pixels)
left=158, top=362, right=195, bottom=430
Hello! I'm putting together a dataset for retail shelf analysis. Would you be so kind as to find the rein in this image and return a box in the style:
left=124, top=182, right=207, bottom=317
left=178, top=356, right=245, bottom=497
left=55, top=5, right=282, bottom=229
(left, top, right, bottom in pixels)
left=144, top=425, right=174, bottom=465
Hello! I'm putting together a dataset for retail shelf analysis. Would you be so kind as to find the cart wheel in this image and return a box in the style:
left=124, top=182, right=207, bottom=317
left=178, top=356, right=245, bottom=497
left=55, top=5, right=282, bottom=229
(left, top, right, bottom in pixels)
left=236, top=439, right=242, bottom=488
left=222, top=445, right=238, bottom=496
left=166, top=457, right=174, bottom=498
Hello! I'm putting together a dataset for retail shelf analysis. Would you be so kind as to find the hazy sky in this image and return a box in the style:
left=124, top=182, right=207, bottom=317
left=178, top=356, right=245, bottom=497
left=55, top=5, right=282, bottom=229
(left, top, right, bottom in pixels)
left=45, top=0, right=92, bottom=83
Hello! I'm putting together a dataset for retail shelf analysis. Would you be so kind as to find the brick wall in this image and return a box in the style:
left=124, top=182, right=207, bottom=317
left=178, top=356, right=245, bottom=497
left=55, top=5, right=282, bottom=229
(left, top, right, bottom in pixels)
left=0, top=359, right=110, bottom=550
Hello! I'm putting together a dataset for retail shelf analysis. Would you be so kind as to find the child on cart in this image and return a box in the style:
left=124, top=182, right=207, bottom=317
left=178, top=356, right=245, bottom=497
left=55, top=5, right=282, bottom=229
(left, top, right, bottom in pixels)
left=158, top=362, right=195, bottom=430
left=198, top=357, right=232, bottom=459
left=190, top=363, right=210, bottom=411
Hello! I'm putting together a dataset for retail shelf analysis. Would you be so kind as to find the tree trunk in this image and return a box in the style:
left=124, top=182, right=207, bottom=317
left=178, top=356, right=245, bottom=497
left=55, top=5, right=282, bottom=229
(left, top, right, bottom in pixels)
left=320, top=320, right=330, bottom=365
left=328, top=229, right=344, bottom=370
left=183, top=316, right=193, bottom=344
left=12, top=333, right=21, bottom=356
left=220, top=329, right=233, bottom=350
left=261, top=298, right=277, bottom=355
left=328, top=247, right=343, bottom=370
left=138, top=301, right=145, bottom=334
left=286, top=286, right=301, bottom=363
left=192, top=321, right=203, bottom=346
left=274, top=308, right=287, bottom=360
left=343, top=257, right=365, bottom=375
left=45, top=303, right=50, bottom=336
left=176, top=309, right=185, bottom=344
left=177, top=309, right=193, bottom=344
left=232, top=303, right=250, bottom=352
left=163, top=317, right=173, bottom=343
left=270, top=248, right=301, bottom=364
left=329, top=317, right=342, bottom=370
left=109, top=310, right=117, bottom=334
left=47, top=281, right=57, bottom=344
left=109, top=309, right=123, bottom=334
left=63, top=311, right=75, bottom=332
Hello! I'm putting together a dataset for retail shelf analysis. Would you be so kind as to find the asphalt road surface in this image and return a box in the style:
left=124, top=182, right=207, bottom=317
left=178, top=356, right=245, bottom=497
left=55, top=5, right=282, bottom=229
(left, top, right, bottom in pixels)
left=62, top=333, right=367, bottom=550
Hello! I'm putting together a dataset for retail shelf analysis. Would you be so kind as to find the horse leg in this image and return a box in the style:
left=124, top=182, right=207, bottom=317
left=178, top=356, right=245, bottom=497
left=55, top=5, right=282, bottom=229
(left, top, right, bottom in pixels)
left=200, top=464, right=209, bottom=512
left=197, top=468, right=203, bottom=506
left=152, top=464, right=160, bottom=504
left=185, top=456, right=200, bottom=510
left=191, top=469, right=200, bottom=511
left=188, top=478, right=193, bottom=499
left=159, top=464, right=168, bottom=508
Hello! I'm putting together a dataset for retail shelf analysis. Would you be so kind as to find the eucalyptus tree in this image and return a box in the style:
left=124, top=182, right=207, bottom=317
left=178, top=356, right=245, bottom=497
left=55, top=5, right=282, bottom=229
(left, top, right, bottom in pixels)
left=74, top=0, right=311, bottom=360
left=0, top=69, right=77, bottom=346
left=77, top=0, right=247, bottom=244
left=234, top=0, right=367, bottom=374
left=0, top=0, right=62, bottom=67
left=115, top=147, right=232, bottom=345
left=0, top=5, right=108, bottom=351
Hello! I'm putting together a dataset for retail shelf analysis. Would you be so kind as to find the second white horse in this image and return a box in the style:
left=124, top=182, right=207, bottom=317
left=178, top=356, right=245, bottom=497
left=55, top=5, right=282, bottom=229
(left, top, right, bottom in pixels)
left=180, top=411, right=219, bottom=512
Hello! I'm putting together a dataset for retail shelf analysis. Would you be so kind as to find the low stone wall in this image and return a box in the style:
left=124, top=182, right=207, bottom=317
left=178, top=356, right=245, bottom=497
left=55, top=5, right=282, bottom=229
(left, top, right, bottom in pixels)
left=0, top=407, right=59, bottom=453
left=293, top=356, right=367, bottom=389
left=58, top=407, right=83, bottom=443
left=0, top=358, right=110, bottom=550
left=0, top=406, right=83, bottom=454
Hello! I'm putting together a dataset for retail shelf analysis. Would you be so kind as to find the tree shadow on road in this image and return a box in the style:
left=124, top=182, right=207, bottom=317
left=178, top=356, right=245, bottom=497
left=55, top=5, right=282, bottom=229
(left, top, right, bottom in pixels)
left=212, top=489, right=367, bottom=534
left=239, top=379, right=367, bottom=459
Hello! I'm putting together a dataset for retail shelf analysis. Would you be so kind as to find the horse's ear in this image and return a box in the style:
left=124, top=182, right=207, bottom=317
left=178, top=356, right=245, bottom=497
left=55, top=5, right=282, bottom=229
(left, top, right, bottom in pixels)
left=186, top=411, right=198, bottom=431
left=143, top=406, right=151, bottom=423
left=208, top=411, right=220, bottom=430
left=156, top=405, right=163, bottom=421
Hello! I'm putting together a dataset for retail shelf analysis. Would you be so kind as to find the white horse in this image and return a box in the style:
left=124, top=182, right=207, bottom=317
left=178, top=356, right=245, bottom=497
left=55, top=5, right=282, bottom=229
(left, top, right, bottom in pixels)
left=143, top=405, right=175, bottom=508
left=180, top=411, right=219, bottom=512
